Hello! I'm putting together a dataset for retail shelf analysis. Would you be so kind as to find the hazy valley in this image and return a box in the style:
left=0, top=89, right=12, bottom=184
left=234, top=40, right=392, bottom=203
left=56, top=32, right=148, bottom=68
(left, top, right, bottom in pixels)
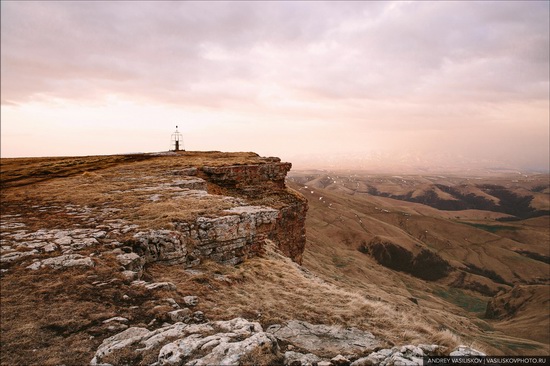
left=288, top=170, right=549, bottom=355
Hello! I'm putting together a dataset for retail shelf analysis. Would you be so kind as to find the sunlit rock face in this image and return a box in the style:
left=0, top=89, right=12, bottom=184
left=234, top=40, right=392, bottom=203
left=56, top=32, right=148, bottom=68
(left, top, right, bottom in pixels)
left=1, top=153, right=308, bottom=272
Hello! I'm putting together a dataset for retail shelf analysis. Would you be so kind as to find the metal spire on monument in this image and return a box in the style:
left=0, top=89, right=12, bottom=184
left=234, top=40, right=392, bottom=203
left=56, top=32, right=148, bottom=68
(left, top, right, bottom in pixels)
left=170, top=125, right=184, bottom=152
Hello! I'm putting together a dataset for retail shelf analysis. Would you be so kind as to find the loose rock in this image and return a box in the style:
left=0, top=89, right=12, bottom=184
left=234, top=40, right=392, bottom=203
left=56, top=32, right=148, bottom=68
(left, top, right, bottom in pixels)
left=183, top=295, right=199, bottom=307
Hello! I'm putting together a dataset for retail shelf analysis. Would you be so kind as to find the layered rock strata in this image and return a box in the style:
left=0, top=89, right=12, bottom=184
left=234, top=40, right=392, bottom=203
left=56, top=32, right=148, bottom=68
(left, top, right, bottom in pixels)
left=127, top=161, right=308, bottom=267
left=0, top=153, right=308, bottom=271
left=132, top=205, right=280, bottom=267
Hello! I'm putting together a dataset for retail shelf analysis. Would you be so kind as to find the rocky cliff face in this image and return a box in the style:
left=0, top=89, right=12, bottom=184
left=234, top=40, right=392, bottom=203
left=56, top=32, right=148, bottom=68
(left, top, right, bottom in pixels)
left=199, top=161, right=308, bottom=263
left=127, top=158, right=308, bottom=270
left=0, top=152, right=308, bottom=274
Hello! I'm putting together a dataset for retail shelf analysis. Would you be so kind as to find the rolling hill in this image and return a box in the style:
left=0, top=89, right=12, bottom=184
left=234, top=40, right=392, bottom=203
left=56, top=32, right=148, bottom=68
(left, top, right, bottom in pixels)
left=288, top=170, right=550, bottom=354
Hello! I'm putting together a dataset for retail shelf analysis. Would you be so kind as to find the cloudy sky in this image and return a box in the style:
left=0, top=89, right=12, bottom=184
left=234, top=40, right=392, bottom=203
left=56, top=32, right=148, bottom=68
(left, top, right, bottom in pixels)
left=1, top=1, right=549, bottom=171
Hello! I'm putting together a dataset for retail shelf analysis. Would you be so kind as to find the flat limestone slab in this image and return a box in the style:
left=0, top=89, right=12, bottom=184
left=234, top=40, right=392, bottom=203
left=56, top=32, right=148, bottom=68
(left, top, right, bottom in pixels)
left=267, top=320, right=380, bottom=357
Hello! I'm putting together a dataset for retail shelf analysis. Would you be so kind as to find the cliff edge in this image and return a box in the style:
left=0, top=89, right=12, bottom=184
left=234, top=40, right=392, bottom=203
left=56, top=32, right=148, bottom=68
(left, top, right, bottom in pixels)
left=1, top=151, right=308, bottom=271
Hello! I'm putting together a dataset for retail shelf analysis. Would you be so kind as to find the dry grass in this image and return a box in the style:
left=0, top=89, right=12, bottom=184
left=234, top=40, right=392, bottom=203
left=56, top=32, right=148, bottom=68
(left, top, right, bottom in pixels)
left=1, top=151, right=286, bottom=231
left=0, top=151, right=266, bottom=189
left=133, top=196, right=239, bottom=229
left=239, top=343, right=283, bottom=366
left=286, top=175, right=550, bottom=356
left=146, top=245, right=465, bottom=352
left=0, top=252, right=194, bottom=366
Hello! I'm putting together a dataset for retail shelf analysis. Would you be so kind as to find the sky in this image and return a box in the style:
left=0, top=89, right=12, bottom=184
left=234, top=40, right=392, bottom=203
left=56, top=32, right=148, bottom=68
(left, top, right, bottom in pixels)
left=1, top=1, right=549, bottom=171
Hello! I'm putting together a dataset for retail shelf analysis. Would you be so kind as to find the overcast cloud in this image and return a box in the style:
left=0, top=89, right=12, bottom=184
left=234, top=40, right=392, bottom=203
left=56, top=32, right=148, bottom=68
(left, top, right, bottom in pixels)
left=1, top=1, right=548, bottom=171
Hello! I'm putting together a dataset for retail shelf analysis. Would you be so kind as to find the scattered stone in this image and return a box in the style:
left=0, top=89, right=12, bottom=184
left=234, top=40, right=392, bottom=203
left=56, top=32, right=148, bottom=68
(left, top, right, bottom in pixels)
left=119, top=226, right=135, bottom=234
left=450, top=345, right=486, bottom=357
left=116, top=253, right=144, bottom=272
left=400, top=345, right=424, bottom=356
left=165, top=298, right=180, bottom=309
left=103, top=317, right=129, bottom=324
left=121, top=270, right=139, bottom=281
left=213, top=273, right=233, bottom=283
left=149, top=194, right=162, bottom=202
left=54, top=236, right=72, bottom=246
left=158, top=324, right=277, bottom=366
left=168, top=308, right=192, bottom=323
left=106, top=323, right=129, bottom=332
left=0, top=222, right=26, bottom=229
left=1, top=250, right=38, bottom=263
left=69, top=238, right=99, bottom=251
left=90, top=327, right=152, bottom=365
left=92, top=231, right=107, bottom=239
left=351, top=344, right=447, bottom=366
left=145, top=282, right=177, bottom=291
left=131, top=280, right=148, bottom=287
left=418, top=344, right=442, bottom=355
left=192, top=311, right=207, bottom=323
left=102, top=317, right=130, bottom=332
left=42, top=243, right=58, bottom=253
left=183, top=295, right=199, bottom=307
left=184, top=269, right=203, bottom=276
left=26, top=261, right=42, bottom=270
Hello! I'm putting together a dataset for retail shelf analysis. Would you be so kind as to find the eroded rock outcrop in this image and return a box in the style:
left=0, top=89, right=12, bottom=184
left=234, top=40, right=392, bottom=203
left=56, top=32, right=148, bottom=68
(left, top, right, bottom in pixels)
left=89, top=305, right=480, bottom=366
left=129, top=205, right=284, bottom=267
left=201, top=160, right=290, bottom=193
left=90, top=318, right=279, bottom=366
left=127, top=160, right=308, bottom=267
left=1, top=154, right=307, bottom=271
left=267, top=320, right=380, bottom=357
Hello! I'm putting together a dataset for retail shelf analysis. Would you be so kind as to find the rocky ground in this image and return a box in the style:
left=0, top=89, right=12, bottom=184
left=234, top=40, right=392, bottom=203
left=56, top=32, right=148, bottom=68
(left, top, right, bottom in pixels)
left=0, top=199, right=482, bottom=365
left=88, top=295, right=483, bottom=366
left=0, top=152, right=496, bottom=365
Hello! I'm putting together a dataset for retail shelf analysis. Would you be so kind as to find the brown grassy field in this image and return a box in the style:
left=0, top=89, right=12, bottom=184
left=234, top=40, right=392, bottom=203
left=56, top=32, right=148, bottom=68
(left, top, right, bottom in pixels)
left=288, top=170, right=549, bottom=355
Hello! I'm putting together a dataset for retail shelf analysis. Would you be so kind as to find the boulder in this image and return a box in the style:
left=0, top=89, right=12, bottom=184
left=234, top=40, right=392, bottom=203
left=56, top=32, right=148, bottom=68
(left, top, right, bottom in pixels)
left=267, top=320, right=379, bottom=357
left=28, top=254, right=94, bottom=270
left=158, top=331, right=278, bottom=366
left=168, top=309, right=192, bottom=323
left=183, top=295, right=199, bottom=307
left=145, top=282, right=176, bottom=291
left=116, top=253, right=144, bottom=272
